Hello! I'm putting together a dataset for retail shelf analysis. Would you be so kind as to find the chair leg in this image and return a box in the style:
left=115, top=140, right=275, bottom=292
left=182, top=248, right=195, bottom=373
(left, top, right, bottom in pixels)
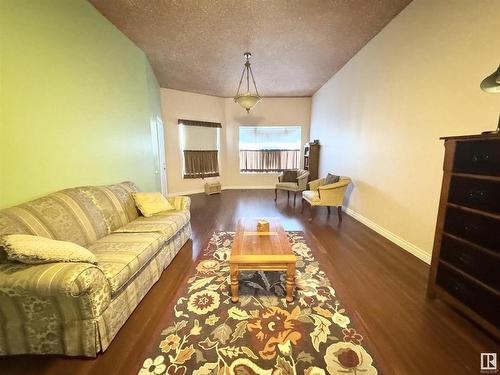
left=327, top=206, right=331, bottom=215
left=287, top=191, right=290, bottom=200
left=274, top=188, right=277, bottom=201
left=337, top=206, right=342, bottom=223
left=308, top=204, right=315, bottom=222
left=293, top=192, right=297, bottom=207
left=301, top=198, right=306, bottom=213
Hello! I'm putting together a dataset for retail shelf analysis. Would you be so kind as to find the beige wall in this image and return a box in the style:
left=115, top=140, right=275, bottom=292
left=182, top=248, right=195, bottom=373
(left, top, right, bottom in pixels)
left=309, top=0, right=500, bottom=263
left=162, top=88, right=311, bottom=193
left=162, top=89, right=225, bottom=194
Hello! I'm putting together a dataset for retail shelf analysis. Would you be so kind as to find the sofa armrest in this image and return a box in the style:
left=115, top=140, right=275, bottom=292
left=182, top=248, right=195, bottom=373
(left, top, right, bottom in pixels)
left=308, top=178, right=325, bottom=191
left=167, top=196, right=191, bottom=211
left=0, top=262, right=110, bottom=298
left=0, top=262, right=111, bottom=320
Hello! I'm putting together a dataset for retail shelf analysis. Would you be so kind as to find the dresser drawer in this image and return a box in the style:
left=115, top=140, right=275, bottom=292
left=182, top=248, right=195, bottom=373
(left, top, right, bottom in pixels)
left=436, top=264, right=500, bottom=328
left=444, top=207, right=500, bottom=252
left=453, top=140, right=500, bottom=176
left=440, top=235, right=500, bottom=290
left=448, top=176, right=500, bottom=215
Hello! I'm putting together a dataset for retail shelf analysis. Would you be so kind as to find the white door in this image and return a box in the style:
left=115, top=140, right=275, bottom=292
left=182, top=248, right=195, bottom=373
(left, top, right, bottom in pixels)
left=152, top=116, right=167, bottom=195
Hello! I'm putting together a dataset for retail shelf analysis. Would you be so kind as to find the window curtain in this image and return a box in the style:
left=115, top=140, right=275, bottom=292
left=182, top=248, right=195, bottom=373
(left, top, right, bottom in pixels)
left=179, top=118, right=221, bottom=179
left=240, top=149, right=300, bottom=172
left=183, top=150, right=219, bottom=179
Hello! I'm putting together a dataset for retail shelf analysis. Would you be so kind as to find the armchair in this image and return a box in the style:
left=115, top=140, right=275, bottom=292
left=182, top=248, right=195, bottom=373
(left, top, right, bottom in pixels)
left=301, top=176, right=351, bottom=222
left=274, top=169, right=310, bottom=207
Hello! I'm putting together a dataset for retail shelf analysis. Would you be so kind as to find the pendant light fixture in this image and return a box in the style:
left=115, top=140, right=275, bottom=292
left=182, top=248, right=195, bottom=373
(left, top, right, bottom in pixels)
left=234, top=52, right=262, bottom=113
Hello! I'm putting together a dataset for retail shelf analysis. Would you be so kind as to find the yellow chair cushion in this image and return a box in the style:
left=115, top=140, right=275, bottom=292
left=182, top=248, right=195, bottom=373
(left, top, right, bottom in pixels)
left=0, top=234, right=97, bottom=264
left=132, top=192, right=174, bottom=217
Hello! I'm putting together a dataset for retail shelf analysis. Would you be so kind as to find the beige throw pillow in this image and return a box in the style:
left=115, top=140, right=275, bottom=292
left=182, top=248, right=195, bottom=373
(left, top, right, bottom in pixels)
left=133, top=192, right=174, bottom=217
left=0, top=234, right=97, bottom=264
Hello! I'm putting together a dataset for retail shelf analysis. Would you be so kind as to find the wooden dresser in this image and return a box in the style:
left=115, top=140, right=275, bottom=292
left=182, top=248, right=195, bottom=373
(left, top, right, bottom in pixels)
left=428, top=133, right=500, bottom=338
left=303, top=141, right=320, bottom=181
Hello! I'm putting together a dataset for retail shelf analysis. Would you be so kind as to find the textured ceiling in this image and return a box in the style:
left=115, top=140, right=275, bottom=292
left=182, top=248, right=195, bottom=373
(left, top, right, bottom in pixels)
left=88, top=0, right=411, bottom=97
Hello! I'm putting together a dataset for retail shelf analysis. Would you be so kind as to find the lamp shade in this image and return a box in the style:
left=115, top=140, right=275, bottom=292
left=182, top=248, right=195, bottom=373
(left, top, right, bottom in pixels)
left=234, top=92, right=262, bottom=113
left=480, top=65, right=500, bottom=93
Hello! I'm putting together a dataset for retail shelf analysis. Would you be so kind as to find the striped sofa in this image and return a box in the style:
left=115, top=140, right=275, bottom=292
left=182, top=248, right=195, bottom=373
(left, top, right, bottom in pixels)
left=0, top=182, right=191, bottom=356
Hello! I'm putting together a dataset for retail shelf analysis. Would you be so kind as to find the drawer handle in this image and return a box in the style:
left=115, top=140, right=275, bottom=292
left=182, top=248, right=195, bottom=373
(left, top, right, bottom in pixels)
left=464, top=224, right=480, bottom=233
left=457, top=255, right=473, bottom=265
left=471, top=153, right=490, bottom=162
left=451, top=282, right=470, bottom=298
left=469, top=190, right=486, bottom=200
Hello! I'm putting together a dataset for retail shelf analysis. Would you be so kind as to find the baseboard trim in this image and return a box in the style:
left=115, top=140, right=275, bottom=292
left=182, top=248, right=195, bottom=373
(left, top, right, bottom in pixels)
left=167, top=189, right=204, bottom=196
left=222, top=185, right=275, bottom=190
left=168, top=185, right=274, bottom=197
left=344, top=207, right=431, bottom=264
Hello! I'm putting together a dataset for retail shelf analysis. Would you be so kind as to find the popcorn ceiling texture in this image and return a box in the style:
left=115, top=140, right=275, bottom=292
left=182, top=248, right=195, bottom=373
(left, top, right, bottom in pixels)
left=88, top=0, right=411, bottom=97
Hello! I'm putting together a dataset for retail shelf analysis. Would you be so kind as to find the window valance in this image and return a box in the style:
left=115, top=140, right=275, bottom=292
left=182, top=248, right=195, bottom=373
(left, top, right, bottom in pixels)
left=178, top=119, right=222, bottom=128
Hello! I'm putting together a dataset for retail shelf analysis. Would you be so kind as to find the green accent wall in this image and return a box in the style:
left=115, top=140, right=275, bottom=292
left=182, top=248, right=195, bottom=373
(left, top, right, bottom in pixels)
left=0, top=0, right=162, bottom=208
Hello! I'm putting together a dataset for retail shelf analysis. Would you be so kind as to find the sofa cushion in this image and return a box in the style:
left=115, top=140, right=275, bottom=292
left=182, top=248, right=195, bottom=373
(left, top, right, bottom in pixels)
left=113, top=210, right=190, bottom=240
left=276, top=182, right=303, bottom=192
left=78, top=181, right=140, bottom=233
left=132, top=192, right=174, bottom=217
left=303, top=190, right=321, bottom=203
left=325, top=173, right=340, bottom=185
left=88, top=232, right=164, bottom=295
left=281, top=170, right=298, bottom=183
left=0, top=234, right=97, bottom=264
left=0, top=188, right=109, bottom=247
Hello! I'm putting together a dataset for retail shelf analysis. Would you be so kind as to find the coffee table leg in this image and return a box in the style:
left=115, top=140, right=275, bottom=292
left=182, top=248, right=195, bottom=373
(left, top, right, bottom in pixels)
left=230, top=264, right=239, bottom=303
left=286, top=263, right=296, bottom=302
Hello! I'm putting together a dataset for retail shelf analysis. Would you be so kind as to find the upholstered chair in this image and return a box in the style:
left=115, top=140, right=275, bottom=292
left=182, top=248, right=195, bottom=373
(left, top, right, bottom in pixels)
left=274, top=169, right=310, bottom=207
left=301, top=176, right=351, bottom=222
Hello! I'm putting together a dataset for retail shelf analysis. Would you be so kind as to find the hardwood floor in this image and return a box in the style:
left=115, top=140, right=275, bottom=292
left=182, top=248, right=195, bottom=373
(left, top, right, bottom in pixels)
left=1, top=189, right=498, bottom=374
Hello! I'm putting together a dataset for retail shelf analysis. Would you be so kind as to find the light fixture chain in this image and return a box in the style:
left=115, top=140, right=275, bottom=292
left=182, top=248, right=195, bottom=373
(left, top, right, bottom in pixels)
left=234, top=65, right=246, bottom=98
left=246, top=63, right=250, bottom=92
left=248, top=65, right=260, bottom=97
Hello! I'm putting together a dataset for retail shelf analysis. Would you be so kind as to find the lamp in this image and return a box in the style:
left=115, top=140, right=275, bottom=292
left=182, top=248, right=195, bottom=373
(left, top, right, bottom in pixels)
left=480, top=64, right=500, bottom=134
left=234, top=52, right=261, bottom=113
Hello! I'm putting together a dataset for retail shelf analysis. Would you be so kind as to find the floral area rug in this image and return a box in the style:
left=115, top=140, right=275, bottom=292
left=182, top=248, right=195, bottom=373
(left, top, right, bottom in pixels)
left=138, top=232, right=378, bottom=375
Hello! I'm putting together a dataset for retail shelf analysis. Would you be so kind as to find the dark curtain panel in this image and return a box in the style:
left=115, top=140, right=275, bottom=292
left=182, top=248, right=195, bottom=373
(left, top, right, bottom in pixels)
left=183, top=150, right=220, bottom=179
left=239, top=149, right=300, bottom=172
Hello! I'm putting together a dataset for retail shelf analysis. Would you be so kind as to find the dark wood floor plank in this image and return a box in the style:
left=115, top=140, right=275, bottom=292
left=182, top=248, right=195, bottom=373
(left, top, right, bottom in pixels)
left=0, top=189, right=497, bottom=375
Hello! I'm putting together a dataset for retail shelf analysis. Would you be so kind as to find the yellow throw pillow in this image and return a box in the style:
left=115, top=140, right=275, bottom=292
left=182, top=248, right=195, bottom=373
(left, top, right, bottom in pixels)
left=0, top=234, right=97, bottom=264
left=133, top=192, right=174, bottom=217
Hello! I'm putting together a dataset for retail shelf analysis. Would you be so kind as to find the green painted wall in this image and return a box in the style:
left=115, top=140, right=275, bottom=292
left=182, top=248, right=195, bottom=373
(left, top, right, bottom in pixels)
left=0, top=0, right=162, bottom=208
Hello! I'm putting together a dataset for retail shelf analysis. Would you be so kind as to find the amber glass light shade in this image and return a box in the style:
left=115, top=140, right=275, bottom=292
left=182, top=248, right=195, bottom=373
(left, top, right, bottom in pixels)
left=234, top=92, right=262, bottom=113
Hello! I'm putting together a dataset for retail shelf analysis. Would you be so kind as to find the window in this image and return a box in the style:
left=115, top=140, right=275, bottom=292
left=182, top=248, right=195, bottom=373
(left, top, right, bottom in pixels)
left=179, top=119, right=220, bottom=179
left=239, top=126, right=301, bottom=172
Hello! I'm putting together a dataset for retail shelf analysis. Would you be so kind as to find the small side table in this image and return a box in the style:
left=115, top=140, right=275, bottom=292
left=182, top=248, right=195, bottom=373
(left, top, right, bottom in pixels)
left=205, top=181, right=221, bottom=195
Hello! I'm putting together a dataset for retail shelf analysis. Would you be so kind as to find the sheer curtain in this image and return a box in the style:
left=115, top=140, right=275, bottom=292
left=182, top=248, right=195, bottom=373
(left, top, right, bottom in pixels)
left=239, top=149, right=300, bottom=172
left=239, top=126, right=301, bottom=172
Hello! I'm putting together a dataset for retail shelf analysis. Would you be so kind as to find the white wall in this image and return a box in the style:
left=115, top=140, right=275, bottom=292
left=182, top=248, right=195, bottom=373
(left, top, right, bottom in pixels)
left=223, top=97, right=311, bottom=188
left=309, top=0, right=500, bottom=263
left=162, top=88, right=311, bottom=194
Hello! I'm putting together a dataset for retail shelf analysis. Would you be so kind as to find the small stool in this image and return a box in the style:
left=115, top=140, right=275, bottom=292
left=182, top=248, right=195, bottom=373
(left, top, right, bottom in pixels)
left=205, top=181, right=221, bottom=195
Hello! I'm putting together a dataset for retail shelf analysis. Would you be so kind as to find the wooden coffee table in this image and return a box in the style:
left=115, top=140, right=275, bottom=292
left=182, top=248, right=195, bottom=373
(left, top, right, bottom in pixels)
left=229, top=217, right=297, bottom=303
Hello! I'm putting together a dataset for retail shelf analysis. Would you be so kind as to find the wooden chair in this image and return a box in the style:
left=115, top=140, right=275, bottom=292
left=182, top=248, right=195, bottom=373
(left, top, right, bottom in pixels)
left=301, top=176, right=351, bottom=222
